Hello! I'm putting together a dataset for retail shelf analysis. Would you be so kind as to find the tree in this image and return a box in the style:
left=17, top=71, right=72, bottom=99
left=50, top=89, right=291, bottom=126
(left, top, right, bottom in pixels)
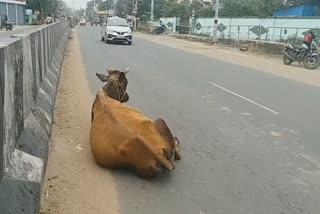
left=189, top=1, right=214, bottom=18
left=136, top=0, right=168, bottom=21
left=129, top=0, right=286, bottom=23
left=114, top=0, right=136, bottom=17
left=285, top=0, right=320, bottom=5
left=99, top=0, right=115, bottom=11
left=26, top=0, right=60, bottom=17
left=115, top=0, right=126, bottom=17
left=166, top=0, right=190, bottom=24
left=250, top=0, right=284, bottom=17
left=221, top=0, right=255, bottom=17
left=197, top=5, right=215, bottom=18
left=221, top=0, right=285, bottom=17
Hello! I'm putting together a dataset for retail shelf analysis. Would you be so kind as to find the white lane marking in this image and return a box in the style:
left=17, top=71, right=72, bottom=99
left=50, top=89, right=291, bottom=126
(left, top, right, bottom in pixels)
left=209, top=82, right=280, bottom=115
left=144, top=51, right=157, bottom=58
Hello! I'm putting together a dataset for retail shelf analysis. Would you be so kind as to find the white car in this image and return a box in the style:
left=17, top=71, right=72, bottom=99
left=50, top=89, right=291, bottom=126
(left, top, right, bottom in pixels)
left=80, top=18, right=86, bottom=26
left=101, top=17, right=132, bottom=45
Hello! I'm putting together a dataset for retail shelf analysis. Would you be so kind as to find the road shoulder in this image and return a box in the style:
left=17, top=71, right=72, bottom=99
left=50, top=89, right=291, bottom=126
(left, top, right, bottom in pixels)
left=135, top=32, right=320, bottom=87
left=40, top=30, right=120, bottom=214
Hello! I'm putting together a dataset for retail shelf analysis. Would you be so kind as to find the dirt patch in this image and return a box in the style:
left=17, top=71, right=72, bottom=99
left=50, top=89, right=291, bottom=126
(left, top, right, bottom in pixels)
left=135, top=33, right=320, bottom=87
left=40, top=31, right=120, bottom=214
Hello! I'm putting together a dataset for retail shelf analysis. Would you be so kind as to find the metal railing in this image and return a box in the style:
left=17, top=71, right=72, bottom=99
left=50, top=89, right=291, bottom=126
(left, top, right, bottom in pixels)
left=175, top=25, right=320, bottom=45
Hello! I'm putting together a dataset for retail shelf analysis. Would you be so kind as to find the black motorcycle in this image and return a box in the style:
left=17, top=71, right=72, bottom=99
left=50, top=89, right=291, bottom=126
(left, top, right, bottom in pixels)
left=5, top=19, right=13, bottom=31
left=155, top=24, right=169, bottom=34
left=282, top=40, right=320, bottom=70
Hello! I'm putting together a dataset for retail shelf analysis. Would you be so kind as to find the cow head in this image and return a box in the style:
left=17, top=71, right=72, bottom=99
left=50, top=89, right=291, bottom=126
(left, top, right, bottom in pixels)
left=96, top=67, right=130, bottom=103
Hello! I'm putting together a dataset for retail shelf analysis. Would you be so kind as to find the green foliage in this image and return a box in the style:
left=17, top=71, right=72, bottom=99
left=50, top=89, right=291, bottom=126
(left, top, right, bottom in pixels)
left=221, top=0, right=285, bottom=17
left=115, top=0, right=126, bottom=17
left=166, top=0, right=190, bottom=24
left=26, top=0, right=59, bottom=17
left=133, top=0, right=287, bottom=20
left=83, top=0, right=289, bottom=23
left=99, top=0, right=115, bottom=11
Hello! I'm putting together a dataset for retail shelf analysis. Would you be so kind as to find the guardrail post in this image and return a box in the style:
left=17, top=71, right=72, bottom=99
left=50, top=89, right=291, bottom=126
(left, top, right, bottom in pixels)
left=259, top=25, right=261, bottom=41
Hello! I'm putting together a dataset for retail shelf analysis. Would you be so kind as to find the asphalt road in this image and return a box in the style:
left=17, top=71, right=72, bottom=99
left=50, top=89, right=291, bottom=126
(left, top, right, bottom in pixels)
left=77, top=26, right=320, bottom=214
left=0, top=25, right=41, bottom=38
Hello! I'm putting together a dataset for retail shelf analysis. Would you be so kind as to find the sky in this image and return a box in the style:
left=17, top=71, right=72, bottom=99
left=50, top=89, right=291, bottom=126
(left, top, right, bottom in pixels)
left=64, top=0, right=88, bottom=10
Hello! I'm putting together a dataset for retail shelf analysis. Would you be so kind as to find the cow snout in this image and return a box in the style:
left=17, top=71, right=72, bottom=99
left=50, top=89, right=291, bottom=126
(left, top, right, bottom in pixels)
left=121, top=92, right=129, bottom=103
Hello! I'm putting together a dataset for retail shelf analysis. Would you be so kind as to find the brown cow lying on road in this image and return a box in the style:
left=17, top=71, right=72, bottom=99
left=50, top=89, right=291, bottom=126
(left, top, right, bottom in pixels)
left=90, top=68, right=181, bottom=178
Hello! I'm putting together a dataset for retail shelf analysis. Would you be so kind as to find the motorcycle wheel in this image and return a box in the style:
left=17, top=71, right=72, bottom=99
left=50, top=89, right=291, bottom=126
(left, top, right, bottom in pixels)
left=303, top=55, right=320, bottom=70
left=283, top=55, right=293, bottom=65
left=165, top=29, right=169, bottom=34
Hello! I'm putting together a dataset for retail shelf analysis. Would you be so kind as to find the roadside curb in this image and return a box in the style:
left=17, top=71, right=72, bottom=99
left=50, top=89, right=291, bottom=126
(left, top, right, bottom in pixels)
left=0, top=21, right=70, bottom=214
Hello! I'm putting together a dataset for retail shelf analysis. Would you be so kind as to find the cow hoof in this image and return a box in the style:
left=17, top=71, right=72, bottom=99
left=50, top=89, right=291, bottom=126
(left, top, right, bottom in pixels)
left=175, top=150, right=181, bottom=160
left=174, top=137, right=180, bottom=146
left=173, top=137, right=181, bottom=160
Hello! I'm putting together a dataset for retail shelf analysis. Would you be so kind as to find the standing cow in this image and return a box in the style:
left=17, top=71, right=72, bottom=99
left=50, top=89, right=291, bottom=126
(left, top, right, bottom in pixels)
left=90, top=68, right=181, bottom=178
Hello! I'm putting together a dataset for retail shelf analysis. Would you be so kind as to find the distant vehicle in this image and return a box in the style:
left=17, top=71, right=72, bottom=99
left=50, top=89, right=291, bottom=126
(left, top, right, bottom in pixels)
left=5, top=19, right=13, bottom=31
left=80, top=18, right=86, bottom=26
left=94, top=17, right=100, bottom=26
left=155, top=22, right=169, bottom=34
left=46, top=16, right=54, bottom=24
left=282, top=39, right=320, bottom=70
left=101, top=17, right=132, bottom=45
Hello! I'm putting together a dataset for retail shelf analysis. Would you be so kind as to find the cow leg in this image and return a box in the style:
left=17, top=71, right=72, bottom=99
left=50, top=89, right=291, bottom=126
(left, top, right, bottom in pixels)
left=153, top=118, right=181, bottom=160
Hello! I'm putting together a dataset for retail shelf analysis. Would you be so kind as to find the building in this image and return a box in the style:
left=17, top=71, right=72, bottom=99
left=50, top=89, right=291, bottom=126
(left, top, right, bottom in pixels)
left=273, top=3, right=320, bottom=17
left=0, top=0, right=26, bottom=25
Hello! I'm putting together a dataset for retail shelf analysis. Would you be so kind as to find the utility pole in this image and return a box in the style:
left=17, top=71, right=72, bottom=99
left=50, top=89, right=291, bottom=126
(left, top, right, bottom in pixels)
left=213, top=0, right=219, bottom=42
left=133, top=0, right=138, bottom=30
left=150, top=0, right=154, bottom=22
left=149, top=0, right=154, bottom=32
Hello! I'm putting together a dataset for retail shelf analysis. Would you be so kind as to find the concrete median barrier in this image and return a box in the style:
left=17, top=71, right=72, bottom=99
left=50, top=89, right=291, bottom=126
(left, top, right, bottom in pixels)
left=0, top=21, right=70, bottom=214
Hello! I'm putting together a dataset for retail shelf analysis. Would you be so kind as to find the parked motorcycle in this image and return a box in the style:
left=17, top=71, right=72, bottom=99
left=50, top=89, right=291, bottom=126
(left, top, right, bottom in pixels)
left=282, top=40, right=320, bottom=70
left=5, top=19, right=13, bottom=31
left=155, top=24, right=169, bottom=34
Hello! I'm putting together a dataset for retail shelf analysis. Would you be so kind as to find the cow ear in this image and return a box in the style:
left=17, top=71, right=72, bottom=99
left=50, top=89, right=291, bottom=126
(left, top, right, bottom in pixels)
left=119, top=72, right=126, bottom=82
left=96, top=73, right=109, bottom=82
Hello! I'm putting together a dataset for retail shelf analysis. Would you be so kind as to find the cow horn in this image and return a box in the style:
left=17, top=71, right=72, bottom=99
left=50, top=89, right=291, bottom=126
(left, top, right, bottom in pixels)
left=106, top=68, right=113, bottom=75
left=123, top=67, right=130, bottom=74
